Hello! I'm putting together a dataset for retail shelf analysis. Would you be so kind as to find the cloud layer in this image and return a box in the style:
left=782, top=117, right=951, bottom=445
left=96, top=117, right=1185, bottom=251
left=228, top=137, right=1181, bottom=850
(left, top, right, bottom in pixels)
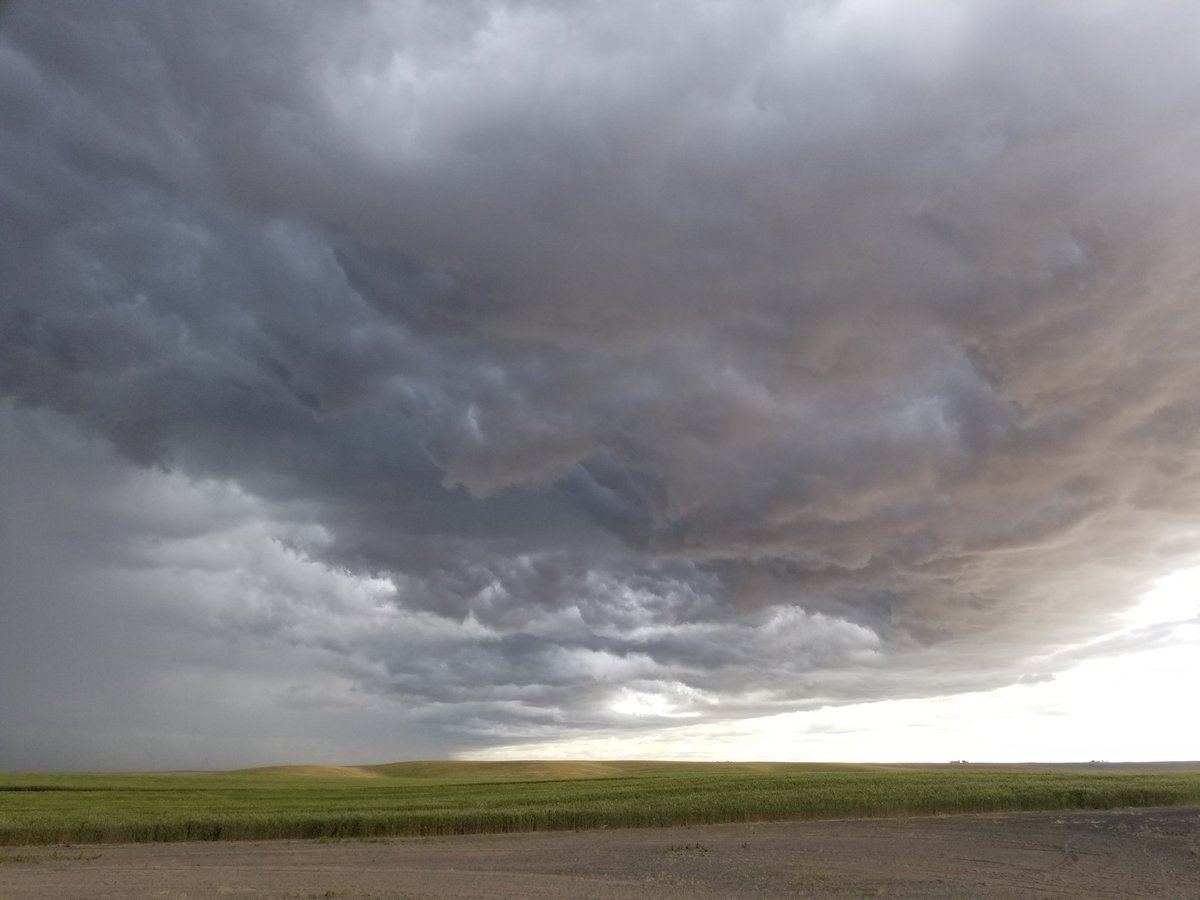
left=3, top=1, right=1200, bottom=765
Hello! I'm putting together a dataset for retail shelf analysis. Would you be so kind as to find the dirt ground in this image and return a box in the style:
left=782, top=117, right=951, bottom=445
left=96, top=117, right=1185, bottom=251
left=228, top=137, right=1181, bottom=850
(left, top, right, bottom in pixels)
left=2, top=806, right=1197, bottom=899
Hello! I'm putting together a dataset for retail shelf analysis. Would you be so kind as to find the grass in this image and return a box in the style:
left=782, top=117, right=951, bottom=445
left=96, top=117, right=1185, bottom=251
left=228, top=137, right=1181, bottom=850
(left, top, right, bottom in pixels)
left=0, top=761, right=1197, bottom=846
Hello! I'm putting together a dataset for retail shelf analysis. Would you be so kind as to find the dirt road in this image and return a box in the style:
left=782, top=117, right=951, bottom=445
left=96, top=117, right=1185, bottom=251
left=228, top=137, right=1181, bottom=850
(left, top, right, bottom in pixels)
left=2, top=806, right=1197, bottom=899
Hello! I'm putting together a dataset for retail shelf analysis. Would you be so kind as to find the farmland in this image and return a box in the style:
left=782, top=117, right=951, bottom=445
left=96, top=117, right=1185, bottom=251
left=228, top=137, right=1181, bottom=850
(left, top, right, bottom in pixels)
left=2, top=760, right=1198, bottom=846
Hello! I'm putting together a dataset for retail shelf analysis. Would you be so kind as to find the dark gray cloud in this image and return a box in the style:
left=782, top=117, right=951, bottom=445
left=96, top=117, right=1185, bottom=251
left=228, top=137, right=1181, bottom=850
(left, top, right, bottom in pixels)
left=3, top=0, right=1200, bottom=767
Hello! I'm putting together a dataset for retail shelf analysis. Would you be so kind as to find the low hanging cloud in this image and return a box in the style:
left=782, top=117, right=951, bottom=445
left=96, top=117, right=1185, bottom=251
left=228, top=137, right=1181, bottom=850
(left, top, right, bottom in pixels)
left=3, top=0, right=1200, bottom=764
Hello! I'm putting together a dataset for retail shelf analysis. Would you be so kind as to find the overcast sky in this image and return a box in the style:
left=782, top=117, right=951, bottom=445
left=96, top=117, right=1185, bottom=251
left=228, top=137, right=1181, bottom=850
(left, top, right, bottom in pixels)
left=2, top=1, right=1198, bottom=771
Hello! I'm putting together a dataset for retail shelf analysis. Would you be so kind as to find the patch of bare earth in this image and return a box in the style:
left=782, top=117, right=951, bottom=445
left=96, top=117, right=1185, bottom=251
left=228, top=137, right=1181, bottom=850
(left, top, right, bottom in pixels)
left=2, top=806, right=1197, bottom=899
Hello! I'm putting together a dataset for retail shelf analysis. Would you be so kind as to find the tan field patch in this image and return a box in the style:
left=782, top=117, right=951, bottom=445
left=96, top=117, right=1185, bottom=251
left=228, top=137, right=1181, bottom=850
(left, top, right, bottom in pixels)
left=231, top=765, right=384, bottom=778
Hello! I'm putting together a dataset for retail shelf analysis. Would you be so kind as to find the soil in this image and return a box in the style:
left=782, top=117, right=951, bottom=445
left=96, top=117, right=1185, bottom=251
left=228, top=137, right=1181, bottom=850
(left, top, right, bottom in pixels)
left=2, top=806, right=1198, bottom=899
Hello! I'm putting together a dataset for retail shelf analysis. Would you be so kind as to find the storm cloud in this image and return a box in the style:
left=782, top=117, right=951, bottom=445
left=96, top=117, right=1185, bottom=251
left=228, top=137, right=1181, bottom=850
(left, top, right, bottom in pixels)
left=3, top=1, right=1200, bottom=767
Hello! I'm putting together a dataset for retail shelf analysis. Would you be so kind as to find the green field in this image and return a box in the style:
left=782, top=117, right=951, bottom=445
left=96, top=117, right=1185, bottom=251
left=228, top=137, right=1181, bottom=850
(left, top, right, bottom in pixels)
left=2, top=761, right=1198, bottom=846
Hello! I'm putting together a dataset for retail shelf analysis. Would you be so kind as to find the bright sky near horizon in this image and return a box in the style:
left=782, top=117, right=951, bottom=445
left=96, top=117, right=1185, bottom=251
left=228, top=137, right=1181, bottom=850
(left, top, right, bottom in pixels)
left=2, top=1, right=1200, bottom=771
left=472, top=570, right=1200, bottom=763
